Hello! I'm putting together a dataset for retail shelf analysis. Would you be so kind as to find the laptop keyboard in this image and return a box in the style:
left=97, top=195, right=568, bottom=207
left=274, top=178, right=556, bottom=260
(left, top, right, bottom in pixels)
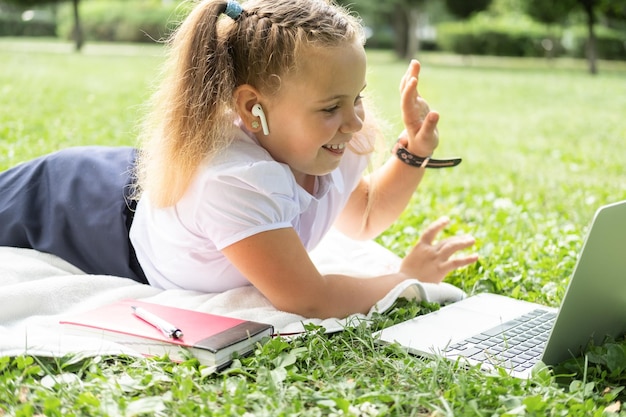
left=442, top=309, right=557, bottom=373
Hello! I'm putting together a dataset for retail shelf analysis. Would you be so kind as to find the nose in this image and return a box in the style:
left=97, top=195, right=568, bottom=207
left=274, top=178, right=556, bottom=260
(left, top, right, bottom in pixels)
left=339, top=107, right=364, bottom=134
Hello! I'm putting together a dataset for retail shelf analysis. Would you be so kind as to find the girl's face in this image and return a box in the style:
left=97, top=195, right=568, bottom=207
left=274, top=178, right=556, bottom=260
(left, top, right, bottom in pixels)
left=258, top=40, right=367, bottom=189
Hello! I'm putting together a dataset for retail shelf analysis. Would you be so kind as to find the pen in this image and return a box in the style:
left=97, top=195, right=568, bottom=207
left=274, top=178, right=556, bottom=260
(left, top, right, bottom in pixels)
left=131, top=305, right=184, bottom=339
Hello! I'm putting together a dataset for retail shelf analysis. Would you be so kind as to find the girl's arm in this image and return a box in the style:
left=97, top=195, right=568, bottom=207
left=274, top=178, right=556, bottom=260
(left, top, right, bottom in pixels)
left=335, top=60, right=442, bottom=240
left=220, top=60, right=476, bottom=320
left=221, top=219, right=477, bottom=319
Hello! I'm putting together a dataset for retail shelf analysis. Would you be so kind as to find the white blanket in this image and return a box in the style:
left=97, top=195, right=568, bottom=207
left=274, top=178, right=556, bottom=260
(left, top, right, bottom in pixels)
left=0, top=229, right=465, bottom=359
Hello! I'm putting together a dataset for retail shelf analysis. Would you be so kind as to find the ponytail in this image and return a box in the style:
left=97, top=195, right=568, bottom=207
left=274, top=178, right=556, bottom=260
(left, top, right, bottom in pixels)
left=136, top=0, right=237, bottom=207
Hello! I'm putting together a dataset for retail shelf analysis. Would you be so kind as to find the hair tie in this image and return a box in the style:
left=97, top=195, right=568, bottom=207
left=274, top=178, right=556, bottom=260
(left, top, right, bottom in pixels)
left=224, top=0, right=243, bottom=20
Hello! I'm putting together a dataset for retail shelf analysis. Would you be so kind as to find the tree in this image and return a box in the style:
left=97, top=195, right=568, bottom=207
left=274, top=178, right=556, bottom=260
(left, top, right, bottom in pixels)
left=337, top=0, right=413, bottom=58
left=4, top=0, right=83, bottom=51
left=444, top=0, right=493, bottom=19
left=600, top=0, right=626, bottom=22
left=388, top=0, right=495, bottom=60
left=341, top=0, right=493, bottom=60
left=578, top=0, right=599, bottom=74
left=339, top=0, right=437, bottom=60
left=583, top=0, right=626, bottom=73
left=527, top=0, right=626, bottom=74
left=391, top=0, right=428, bottom=60
left=524, top=0, right=575, bottom=24
left=524, top=0, right=576, bottom=59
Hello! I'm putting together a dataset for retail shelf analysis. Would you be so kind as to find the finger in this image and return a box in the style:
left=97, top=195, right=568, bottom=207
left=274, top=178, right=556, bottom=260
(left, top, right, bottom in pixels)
left=400, top=77, right=421, bottom=129
left=399, top=67, right=409, bottom=92
left=396, top=129, right=410, bottom=149
left=406, top=111, right=439, bottom=145
left=405, top=111, right=439, bottom=155
left=402, top=77, right=418, bottom=102
left=437, top=235, right=476, bottom=258
left=442, top=253, right=479, bottom=271
left=399, top=65, right=411, bottom=92
left=419, top=216, right=450, bottom=245
left=401, top=94, right=435, bottom=139
left=399, top=59, right=420, bottom=93
left=410, top=60, right=421, bottom=96
left=417, top=111, right=439, bottom=137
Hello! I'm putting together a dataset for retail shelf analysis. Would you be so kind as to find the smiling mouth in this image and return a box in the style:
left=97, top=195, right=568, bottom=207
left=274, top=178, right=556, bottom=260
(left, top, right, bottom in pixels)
left=322, top=143, right=346, bottom=154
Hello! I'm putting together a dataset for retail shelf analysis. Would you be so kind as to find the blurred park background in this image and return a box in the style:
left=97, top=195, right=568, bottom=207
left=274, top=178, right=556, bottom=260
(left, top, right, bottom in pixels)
left=1, top=0, right=625, bottom=74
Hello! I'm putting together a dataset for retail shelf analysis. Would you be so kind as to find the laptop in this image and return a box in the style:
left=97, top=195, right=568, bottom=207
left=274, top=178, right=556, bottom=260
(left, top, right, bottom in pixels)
left=375, top=200, right=626, bottom=378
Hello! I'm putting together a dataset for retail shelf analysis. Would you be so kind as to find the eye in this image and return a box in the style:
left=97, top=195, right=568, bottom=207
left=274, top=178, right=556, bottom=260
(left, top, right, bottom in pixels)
left=355, top=95, right=364, bottom=103
left=323, top=105, right=339, bottom=113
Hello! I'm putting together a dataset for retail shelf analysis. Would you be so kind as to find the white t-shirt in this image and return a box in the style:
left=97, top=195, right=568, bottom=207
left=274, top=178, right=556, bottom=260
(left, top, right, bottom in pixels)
left=129, top=123, right=369, bottom=293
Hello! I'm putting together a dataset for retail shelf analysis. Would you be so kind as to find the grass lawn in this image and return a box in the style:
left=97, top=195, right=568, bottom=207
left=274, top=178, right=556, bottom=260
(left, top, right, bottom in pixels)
left=1, top=38, right=626, bottom=416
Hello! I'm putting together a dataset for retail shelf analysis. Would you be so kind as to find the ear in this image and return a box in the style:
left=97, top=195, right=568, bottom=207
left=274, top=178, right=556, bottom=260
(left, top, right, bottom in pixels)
left=233, top=85, right=265, bottom=133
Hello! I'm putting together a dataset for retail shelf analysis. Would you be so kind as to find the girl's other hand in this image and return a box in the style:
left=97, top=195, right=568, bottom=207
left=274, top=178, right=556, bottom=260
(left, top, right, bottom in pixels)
left=398, top=60, right=439, bottom=158
left=399, top=217, right=478, bottom=283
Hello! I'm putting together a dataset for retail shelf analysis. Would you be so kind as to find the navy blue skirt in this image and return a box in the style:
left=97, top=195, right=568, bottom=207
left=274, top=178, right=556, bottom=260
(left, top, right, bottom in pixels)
left=0, top=146, right=147, bottom=284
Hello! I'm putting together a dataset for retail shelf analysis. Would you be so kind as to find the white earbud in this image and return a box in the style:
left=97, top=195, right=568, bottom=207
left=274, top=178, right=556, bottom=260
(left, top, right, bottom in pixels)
left=251, top=103, right=270, bottom=135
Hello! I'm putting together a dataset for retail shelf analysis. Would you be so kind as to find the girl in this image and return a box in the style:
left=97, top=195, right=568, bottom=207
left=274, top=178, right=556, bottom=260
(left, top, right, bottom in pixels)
left=128, top=0, right=478, bottom=319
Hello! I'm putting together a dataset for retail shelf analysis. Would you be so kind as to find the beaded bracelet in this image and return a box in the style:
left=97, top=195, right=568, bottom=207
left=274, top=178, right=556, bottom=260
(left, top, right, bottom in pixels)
left=394, top=142, right=462, bottom=169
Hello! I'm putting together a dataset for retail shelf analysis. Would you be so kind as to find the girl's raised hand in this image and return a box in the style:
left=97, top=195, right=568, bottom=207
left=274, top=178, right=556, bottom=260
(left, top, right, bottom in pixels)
left=399, top=217, right=478, bottom=284
left=398, top=60, right=439, bottom=158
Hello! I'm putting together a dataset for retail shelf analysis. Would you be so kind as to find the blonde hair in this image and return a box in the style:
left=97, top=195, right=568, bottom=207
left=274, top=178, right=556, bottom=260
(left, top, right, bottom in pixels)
left=135, top=0, right=371, bottom=207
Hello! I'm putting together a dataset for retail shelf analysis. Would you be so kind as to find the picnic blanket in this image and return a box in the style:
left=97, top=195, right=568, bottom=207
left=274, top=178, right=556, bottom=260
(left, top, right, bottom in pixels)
left=0, top=228, right=466, bottom=359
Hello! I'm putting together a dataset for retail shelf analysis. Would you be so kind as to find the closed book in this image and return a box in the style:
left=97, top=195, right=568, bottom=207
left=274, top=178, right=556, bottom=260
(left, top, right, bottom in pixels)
left=60, top=299, right=274, bottom=369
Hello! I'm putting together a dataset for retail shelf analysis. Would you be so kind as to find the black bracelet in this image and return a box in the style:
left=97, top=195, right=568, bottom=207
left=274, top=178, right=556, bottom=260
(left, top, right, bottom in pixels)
left=394, top=143, right=462, bottom=169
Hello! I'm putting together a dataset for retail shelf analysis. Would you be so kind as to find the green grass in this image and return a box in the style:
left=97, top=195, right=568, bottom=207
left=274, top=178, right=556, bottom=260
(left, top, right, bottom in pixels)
left=2, top=38, right=626, bottom=416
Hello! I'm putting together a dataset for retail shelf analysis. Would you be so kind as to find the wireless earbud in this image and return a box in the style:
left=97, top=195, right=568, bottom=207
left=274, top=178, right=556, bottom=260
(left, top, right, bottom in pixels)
left=251, top=103, right=270, bottom=135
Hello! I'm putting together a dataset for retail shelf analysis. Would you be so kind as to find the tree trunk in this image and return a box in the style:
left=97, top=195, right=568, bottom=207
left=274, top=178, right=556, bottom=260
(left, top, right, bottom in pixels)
left=581, top=0, right=597, bottom=74
left=393, top=4, right=421, bottom=60
left=404, top=8, right=421, bottom=60
left=72, top=0, right=83, bottom=52
left=393, top=5, right=408, bottom=59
